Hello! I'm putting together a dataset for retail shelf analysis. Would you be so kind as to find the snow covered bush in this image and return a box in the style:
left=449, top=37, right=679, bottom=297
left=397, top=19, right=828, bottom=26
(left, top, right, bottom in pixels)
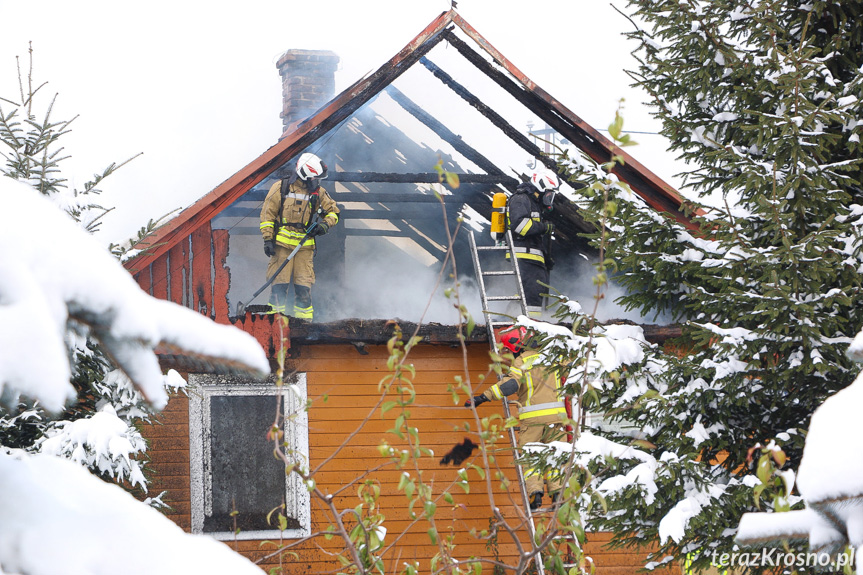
left=1, top=49, right=271, bottom=573
left=737, top=326, right=863, bottom=560
left=0, top=175, right=270, bottom=574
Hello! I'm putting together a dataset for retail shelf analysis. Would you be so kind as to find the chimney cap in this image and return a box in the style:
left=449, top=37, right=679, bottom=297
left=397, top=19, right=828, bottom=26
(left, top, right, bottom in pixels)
left=277, top=49, right=340, bottom=68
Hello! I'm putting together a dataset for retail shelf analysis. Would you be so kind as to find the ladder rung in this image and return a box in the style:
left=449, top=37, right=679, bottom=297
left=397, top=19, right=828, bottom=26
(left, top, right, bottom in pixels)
left=483, top=316, right=513, bottom=323
left=470, top=230, right=542, bottom=573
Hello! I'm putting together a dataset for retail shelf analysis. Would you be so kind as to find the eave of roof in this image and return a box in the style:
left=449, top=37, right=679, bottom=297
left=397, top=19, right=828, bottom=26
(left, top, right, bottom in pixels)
left=125, top=9, right=694, bottom=274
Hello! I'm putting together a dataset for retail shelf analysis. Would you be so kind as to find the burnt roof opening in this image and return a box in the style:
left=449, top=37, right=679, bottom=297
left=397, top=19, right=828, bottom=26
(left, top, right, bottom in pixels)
left=129, top=10, right=688, bottom=332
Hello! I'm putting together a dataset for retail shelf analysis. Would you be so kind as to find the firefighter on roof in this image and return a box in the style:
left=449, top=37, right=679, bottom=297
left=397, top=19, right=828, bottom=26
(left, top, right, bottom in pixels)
left=505, top=168, right=560, bottom=318
left=464, top=326, right=569, bottom=510
left=260, top=152, right=340, bottom=320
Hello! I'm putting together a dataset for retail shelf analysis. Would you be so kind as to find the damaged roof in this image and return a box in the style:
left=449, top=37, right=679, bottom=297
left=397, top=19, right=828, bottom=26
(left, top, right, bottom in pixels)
left=126, top=8, right=690, bottom=276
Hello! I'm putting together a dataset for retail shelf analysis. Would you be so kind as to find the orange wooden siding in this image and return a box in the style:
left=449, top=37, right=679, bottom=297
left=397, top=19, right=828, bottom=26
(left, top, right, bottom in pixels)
left=132, top=222, right=238, bottom=324
left=140, top=343, right=679, bottom=575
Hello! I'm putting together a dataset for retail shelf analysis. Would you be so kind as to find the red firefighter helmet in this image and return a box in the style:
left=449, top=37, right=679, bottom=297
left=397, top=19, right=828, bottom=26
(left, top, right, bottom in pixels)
left=500, top=325, right=527, bottom=354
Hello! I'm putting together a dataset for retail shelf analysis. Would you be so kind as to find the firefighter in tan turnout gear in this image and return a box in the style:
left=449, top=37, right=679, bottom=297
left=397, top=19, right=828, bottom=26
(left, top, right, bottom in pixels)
left=465, top=326, right=568, bottom=510
left=260, top=152, right=340, bottom=320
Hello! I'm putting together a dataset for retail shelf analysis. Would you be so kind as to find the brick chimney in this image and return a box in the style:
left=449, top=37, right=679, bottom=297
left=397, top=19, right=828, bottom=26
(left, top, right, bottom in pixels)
left=276, top=49, right=340, bottom=134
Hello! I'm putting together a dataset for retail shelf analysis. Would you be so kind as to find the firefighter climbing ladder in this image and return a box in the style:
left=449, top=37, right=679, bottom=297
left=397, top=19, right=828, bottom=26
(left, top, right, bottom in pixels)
left=467, top=228, right=547, bottom=575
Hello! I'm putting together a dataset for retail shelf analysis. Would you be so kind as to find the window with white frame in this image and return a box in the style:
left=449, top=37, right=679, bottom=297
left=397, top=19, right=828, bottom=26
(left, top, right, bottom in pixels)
left=189, top=373, right=310, bottom=540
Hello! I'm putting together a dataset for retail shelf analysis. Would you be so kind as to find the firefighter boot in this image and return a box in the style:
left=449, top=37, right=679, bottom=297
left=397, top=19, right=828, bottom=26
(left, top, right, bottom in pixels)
left=268, top=283, right=290, bottom=315
left=293, top=284, right=313, bottom=321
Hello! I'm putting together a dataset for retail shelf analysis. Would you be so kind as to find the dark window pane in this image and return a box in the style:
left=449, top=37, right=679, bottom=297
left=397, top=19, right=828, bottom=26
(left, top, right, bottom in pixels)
left=203, top=394, right=299, bottom=532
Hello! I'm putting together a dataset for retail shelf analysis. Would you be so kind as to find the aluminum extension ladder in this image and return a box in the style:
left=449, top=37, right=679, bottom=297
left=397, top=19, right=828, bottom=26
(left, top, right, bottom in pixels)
left=467, top=228, right=546, bottom=575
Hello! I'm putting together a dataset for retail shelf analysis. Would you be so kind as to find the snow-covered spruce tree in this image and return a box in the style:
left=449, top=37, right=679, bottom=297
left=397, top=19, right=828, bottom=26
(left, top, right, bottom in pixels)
left=0, top=46, right=173, bottom=496
left=550, top=2, right=863, bottom=572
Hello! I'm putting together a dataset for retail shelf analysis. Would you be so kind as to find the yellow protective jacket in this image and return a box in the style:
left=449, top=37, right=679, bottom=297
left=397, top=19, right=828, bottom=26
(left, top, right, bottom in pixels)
left=480, top=348, right=565, bottom=420
left=259, top=178, right=339, bottom=249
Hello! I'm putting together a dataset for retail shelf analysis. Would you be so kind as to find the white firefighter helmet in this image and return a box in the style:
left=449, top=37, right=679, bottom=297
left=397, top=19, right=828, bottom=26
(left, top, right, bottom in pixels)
left=296, top=153, right=328, bottom=181
left=530, top=169, right=560, bottom=193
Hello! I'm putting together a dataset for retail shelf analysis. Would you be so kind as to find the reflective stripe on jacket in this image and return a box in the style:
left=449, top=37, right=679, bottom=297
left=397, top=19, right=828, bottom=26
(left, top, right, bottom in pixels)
left=481, top=350, right=565, bottom=420
left=505, top=185, right=549, bottom=265
left=260, top=178, right=340, bottom=249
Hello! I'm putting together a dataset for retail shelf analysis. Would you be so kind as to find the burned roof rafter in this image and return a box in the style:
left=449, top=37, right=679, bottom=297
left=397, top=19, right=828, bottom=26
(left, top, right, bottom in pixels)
left=340, top=204, right=447, bottom=221
left=418, top=56, right=560, bottom=178
left=221, top=315, right=683, bottom=347
left=127, top=11, right=457, bottom=272
left=126, top=8, right=694, bottom=275
left=330, top=172, right=514, bottom=186
left=441, top=28, right=696, bottom=230
left=413, top=53, right=595, bottom=240
left=383, top=85, right=516, bottom=193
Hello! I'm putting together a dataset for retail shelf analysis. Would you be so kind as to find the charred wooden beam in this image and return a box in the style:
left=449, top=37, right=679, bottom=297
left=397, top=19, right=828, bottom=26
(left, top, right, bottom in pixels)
left=126, top=16, right=456, bottom=273
left=285, top=317, right=488, bottom=346
left=350, top=218, right=449, bottom=260
left=442, top=30, right=690, bottom=227
left=329, top=171, right=516, bottom=185
left=335, top=192, right=441, bottom=203
left=207, top=225, right=446, bottom=242
left=341, top=206, right=452, bottom=219
left=235, top=175, right=514, bottom=205
left=223, top=314, right=682, bottom=348
left=231, top=188, right=434, bottom=205
left=219, top=203, right=448, bottom=220
left=419, top=56, right=560, bottom=179
left=384, top=85, right=516, bottom=194
left=217, top=205, right=266, bottom=219
left=415, top=55, right=593, bottom=240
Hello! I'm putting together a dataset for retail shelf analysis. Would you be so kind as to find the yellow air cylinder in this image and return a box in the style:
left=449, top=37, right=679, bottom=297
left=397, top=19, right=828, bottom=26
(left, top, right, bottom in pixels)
left=490, top=192, right=507, bottom=241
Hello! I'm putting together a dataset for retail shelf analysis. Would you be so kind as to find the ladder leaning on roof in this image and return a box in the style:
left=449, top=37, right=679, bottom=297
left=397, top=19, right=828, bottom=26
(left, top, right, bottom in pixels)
left=467, top=228, right=546, bottom=575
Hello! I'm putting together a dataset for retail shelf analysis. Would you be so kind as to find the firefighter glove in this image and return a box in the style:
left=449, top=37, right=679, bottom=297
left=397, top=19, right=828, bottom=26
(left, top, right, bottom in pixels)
left=264, top=239, right=276, bottom=257
left=309, top=221, right=329, bottom=237
left=544, top=222, right=555, bottom=235
left=464, top=394, right=489, bottom=408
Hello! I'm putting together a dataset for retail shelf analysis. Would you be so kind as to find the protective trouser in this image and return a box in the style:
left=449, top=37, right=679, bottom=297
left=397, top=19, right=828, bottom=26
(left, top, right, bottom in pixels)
left=268, top=283, right=314, bottom=320
left=518, top=411, right=567, bottom=495
left=517, top=260, right=549, bottom=317
left=266, top=243, right=316, bottom=320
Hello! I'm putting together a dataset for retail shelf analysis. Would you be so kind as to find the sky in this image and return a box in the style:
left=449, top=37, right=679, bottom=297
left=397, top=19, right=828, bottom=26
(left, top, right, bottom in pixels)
left=0, top=0, right=687, bottom=244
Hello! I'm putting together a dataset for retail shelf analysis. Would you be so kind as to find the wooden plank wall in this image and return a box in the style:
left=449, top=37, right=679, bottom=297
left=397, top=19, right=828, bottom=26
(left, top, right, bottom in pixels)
left=142, top=393, right=192, bottom=529
left=127, top=224, right=677, bottom=574
left=140, top=343, right=679, bottom=575
left=131, top=221, right=226, bottom=323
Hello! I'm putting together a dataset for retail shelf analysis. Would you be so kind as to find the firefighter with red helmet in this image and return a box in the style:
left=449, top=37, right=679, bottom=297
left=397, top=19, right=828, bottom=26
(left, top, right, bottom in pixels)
left=260, top=152, right=340, bottom=320
left=506, top=169, right=560, bottom=317
left=464, top=325, right=568, bottom=510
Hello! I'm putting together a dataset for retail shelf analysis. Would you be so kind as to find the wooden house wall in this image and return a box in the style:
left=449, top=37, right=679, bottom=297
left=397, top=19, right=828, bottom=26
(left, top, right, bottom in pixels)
left=131, top=223, right=231, bottom=325
left=139, top=342, right=679, bottom=575
left=126, top=215, right=677, bottom=574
